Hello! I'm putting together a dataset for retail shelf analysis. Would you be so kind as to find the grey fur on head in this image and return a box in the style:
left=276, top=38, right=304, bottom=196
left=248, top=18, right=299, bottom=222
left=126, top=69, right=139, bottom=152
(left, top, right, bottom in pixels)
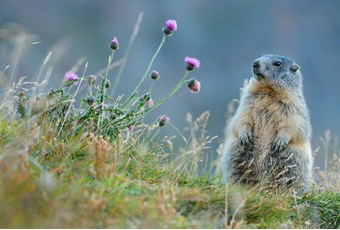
left=252, top=54, right=302, bottom=90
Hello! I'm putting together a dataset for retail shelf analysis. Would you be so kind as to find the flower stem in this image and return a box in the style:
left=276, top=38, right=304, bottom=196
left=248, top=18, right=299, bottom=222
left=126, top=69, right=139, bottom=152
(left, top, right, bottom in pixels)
left=124, top=35, right=167, bottom=106
left=98, top=50, right=115, bottom=130
left=145, top=70, right=189, bottom=113
left=148, top=80, right=155, bottom=94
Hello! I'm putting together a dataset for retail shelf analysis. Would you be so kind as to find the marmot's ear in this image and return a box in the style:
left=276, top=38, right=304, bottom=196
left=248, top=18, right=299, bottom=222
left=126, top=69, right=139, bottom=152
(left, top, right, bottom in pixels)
left=290, top=64, right=300, bottom=72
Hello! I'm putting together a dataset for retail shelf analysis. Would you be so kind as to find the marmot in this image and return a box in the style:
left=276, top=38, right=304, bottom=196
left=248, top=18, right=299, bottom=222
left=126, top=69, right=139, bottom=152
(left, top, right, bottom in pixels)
left=222, top=54, right=313, bottom=194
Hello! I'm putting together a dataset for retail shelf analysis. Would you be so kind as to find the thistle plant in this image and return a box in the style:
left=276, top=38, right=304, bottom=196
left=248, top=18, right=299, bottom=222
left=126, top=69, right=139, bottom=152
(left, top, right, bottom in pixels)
left=10, top=18, right=202, bottom=141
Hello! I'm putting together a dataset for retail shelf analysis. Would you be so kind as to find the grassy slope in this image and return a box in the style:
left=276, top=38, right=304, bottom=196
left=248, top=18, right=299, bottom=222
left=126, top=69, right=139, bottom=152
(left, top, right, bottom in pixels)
left=1, top=12, right=339, bottom=228
left=0, top=115, right=339, bottom=229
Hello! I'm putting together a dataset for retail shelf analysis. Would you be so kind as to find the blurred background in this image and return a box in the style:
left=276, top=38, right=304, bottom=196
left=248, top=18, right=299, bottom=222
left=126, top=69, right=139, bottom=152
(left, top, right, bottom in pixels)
left=0, top=0, right=339, bottom=170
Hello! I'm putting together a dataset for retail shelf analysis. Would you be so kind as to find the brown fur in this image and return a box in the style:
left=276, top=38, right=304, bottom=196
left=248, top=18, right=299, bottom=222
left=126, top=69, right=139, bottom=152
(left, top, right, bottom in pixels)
left=222, top=55, right=313, bottom=193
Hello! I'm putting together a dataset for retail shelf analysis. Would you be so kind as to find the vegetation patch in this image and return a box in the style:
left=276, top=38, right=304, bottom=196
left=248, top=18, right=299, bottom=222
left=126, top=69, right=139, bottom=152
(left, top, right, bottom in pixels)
left=0, top=15, right=339, bottom=228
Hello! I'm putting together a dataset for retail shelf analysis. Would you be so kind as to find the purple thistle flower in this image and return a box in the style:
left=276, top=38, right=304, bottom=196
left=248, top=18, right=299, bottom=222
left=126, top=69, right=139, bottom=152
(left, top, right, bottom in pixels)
left=158, top=115, right=170, bottom=127
left=185, top=57, right=201, bottom=71
left=188, top=78, right=201, bottom=93
left=163, top=19, right=177, bottom=36
left=166, top=20, right=177, bottom=31
left=64, top=71, right=79, bottom=85
left=110, top=37, right=119, bottom=50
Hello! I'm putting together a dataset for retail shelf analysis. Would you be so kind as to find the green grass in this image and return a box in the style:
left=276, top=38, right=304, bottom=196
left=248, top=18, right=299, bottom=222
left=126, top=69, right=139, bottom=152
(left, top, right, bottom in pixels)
left=0, top=115, right=339, bottom=228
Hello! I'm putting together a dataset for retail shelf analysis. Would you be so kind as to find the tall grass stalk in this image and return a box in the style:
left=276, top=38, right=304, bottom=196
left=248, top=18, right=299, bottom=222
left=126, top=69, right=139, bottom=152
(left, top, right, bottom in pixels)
left=111, top=12, right=144, bottom=95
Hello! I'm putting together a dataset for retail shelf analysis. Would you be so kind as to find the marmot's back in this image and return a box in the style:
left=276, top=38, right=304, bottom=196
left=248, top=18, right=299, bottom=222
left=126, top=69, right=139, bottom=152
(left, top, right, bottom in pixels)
left=222, top=54, right=313, bottom=193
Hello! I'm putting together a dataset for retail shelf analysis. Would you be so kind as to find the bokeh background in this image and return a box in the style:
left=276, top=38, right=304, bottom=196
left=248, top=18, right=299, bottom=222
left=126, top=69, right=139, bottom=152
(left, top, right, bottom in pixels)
left=1, top=0, right=339, bottom=170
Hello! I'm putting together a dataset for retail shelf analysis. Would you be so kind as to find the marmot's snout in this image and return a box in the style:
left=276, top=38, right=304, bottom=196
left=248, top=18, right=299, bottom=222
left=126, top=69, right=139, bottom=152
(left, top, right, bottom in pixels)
left=252, top=60, right=260, bottom=70
left=252, top=59, right=263, bottom=78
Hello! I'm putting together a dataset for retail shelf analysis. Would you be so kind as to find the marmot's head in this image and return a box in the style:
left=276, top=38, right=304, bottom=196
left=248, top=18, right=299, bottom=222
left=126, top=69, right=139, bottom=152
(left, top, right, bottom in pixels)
left=252, top=54, right=302, bottom=90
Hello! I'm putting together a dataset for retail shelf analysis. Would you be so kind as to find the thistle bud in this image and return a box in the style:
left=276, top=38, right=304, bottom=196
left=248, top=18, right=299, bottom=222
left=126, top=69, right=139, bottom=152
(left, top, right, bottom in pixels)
left=151, top=71, right=159, bottom=80
left=187, top=78, right=201, bottom=93
left=86, top=96, right=95, bottom=106
left=105, top=79, right=110, bottom=88
left=110, top=37, right=119, bottom=50
left=158, top=115, right=170, bottom=127
left=87, top=75, right=97, bottom=86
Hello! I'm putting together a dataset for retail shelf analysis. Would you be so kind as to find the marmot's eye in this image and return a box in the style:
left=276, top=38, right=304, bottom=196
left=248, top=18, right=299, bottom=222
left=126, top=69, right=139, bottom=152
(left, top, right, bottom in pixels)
left=273, top=61, right=282, bottom=67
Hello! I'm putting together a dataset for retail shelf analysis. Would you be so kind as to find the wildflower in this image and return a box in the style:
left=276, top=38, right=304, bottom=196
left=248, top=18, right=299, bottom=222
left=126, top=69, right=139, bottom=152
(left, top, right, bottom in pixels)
left=187, top=78, right=201, bottom=93
left=88, top=75, right=97, bottom=85
left=105, top=79, right=110, bottom=88
left=110, top=37, right=119, bottom=50
left=151, top=70, right=159, bottom=80
left=86, top=96, right=95, bottom=106
left=64, top=71, right=79, bottom=85
left=142, top=93, right=154, bottom=107
left=185, top=56, right=201, bottom=71
left=158, top=115, right=170, bottom=127
left=163, top=19, right=177, bottom=36
left=166, top=19, right=177, bottom=31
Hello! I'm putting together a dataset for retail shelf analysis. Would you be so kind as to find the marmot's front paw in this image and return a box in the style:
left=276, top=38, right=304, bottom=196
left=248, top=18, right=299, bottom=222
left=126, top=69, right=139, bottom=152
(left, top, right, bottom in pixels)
left=239, top=129, right=253, bottom=146
left=272, top=135, right=289, bottom=153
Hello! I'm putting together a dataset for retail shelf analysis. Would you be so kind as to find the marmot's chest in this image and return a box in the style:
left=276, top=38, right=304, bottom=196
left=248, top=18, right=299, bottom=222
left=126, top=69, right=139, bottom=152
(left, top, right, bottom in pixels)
left=249, top=94, right=292, bottom=133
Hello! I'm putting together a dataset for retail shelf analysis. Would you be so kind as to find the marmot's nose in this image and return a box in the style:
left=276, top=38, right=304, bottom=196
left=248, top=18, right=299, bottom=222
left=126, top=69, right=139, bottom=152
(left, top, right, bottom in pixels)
left=252, top=60, right=260, bottom=70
